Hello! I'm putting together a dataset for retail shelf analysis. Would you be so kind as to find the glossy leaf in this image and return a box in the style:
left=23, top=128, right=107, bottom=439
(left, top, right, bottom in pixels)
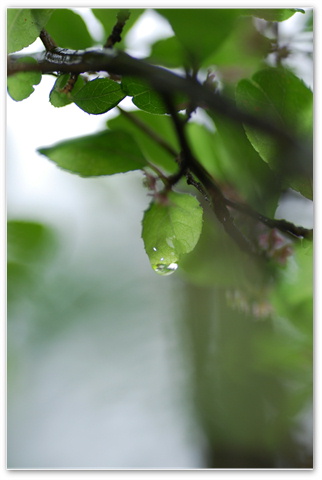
left=107, top=111, right=179, bottom=173
left=156, top=9, right=241, bottom=67
left=236, top=68, right=313, bottom=199
left=92, top=8, right=145, bottom=47
left=7, top=57, right=41, bottom=101
left=38, top=130, right=147, bottom=177
left=246, top=8, right=304, bottom=22
left=73, top=78, right=126, bottom=114
left=7, top=8, right=53, bottom=53
left=45, top=9, right=94, bottom=49
left=142, top=192, right=203, bottom=275
left=49, top=74, right=86, bottom=108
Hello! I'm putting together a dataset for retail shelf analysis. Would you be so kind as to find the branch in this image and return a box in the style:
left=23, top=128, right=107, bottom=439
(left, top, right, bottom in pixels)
left=7, top=47, right=301, bottom=151
left=163, top=94, right=258, bottom=256
left=7, top=45, right=312, bottom=245
left=119, top=103, right=312, bottom=242
left=104, top=9, right=131, bottom=48
left=39, top=29, right=57, bottom=51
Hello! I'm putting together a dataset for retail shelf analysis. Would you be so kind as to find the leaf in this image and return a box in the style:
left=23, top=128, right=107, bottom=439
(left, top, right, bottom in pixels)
left=7, top=57, right=41, bottom=101
left=38, top=130, right=147, bottom=177
left=7, top=220, right=55, bottom=264
left=206, top=111, right=279, bottom=215
left=7, top=8, right=53, bottom=53
left=7, top=220, right=56, bottom=303
left=121, top=76, right=186, bottom=114
left=45, top=9, right=94, bottom=49
left=107, top=111, right=179, bottom=173
left=155, top=9, right=241, bottom=67
left=121, top=76, right=168, bottom=114
left=246, top=8, right=304, bottom=22
left=204, top=16, right=271, bottom=83
left=49, top=74, right=86, bottom=108
left=142, top=192, right=203, bottom=275
left=271, top=240, right=313, bottom=332
left=73, top=78, right=126, bottom=114
left=147, top=36, right=184, bottom=68
left=92, top=8, right=145, bottom=47
left=235, top=68, right=313, bottom=199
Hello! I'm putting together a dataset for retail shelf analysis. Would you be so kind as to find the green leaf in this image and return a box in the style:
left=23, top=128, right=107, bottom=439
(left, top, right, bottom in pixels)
left=7, top=8, right=53, bottom=53
left=38, top=130, right=147, bottom=177
left=147, top=36, right=184, bottom=68
left=142, top=192, right=203, bottom=275
left=271, top=240, right=313, bottom=332
left=121, top=76, right=186, bottom=114
left=7, top=220, right=55, bottom=264
left=45, top=9, right=94, bottom=49
left=155, top=9, right=241, bottom=67
left=235, top=68, right=313, bottom=199
left=121, top=76, right=168, bottom=114
left=107, top=111, right=179, bottom=173
left=205, top=16, right=271, bottom=84
left=7, top=57, right=41, bottom=101
left=72, top=78, right=126, bottom=114
left=206, top=111, right=279, bottom=215
left=92, top=8, right=145, bottom=47
left=49, top=74, right=86, bottom=108
left=246, top=8, right=304, bottom=22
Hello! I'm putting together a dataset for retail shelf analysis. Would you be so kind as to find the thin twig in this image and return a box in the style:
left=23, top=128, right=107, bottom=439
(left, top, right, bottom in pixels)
left=104, top=9, right=131, bottom=48
left=163, top=93, right=258, bottom=255
left=39, top=29, right=57, bottom=51
left=118, top=105, right=312, bottom=241
left=117, top=107, right=177, bottom=157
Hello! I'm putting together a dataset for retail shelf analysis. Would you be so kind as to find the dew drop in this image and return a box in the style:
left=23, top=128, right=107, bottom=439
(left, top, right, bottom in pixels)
left=153, top=262, right=178, bottom=276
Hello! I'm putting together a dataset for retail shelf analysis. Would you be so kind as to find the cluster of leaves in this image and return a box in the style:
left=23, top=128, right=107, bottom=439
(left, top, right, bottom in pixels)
left=7, top=8, right=312, bottom=280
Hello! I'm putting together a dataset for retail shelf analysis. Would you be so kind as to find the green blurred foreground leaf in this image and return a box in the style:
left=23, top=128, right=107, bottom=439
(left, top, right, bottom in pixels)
left=7, top=8, right=53, bottom=53
left=245, top=8, right=304, bottom=22
left=142, top=192, right=203, bottom=275
left=38, top=130, right=147, bottom=177
left=236, top=67, right=313, bottom=200
left=156, top=9, right=241, bottom=67
left=7, top=57, right=41, bottom=101
left=73, top=78, right=126, bottom=114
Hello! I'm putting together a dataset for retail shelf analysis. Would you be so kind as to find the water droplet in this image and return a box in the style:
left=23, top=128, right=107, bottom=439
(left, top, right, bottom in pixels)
left=153, top=262, right=178, bottom=276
